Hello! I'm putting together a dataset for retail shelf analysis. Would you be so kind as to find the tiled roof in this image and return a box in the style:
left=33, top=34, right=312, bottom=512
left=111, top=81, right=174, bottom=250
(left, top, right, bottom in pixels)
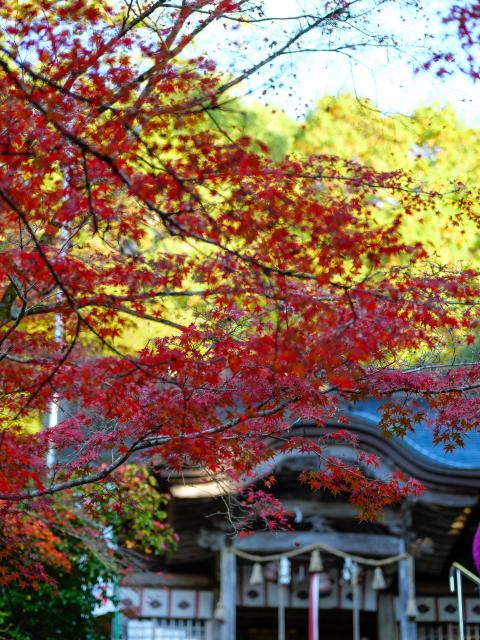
left=346, top=399, right=480, bottom=471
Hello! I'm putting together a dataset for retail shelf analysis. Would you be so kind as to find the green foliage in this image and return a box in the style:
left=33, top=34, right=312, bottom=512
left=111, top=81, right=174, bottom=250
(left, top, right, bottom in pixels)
left=89, top=466, right=178, bottom=557
left=116, top=100, right=297, bottom=351
left=0, top=467, right=176, bottom=639
left=294, top=94, right=480, bottom=264
left=0, top=544, right=112, bottom=640
left=212, top=101, right=297, bottom=160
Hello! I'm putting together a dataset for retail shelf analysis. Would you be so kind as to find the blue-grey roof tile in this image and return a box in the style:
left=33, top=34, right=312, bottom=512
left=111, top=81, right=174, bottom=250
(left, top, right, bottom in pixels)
left=346, top=399, right=480, bottom=471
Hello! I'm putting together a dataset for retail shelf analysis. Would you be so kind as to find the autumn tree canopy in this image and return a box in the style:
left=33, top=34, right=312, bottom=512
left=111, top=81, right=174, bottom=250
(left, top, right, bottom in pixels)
left=0, top=0, right=480, bottom=585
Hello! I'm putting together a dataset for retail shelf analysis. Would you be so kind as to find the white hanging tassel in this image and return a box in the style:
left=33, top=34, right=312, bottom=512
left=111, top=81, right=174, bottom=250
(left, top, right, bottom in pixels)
left=249, top=562, right=264, bottom=585
left=406, top=597, right=418, bottom=619
left=214, top=599, right=224, bottom=621
left=279, top=557, right=291, bottom=585
left=309, top=549, right=324, bottom=573
left=372, top=566, right=387, bottom=590
left=342, top=556, right=353, bottom=583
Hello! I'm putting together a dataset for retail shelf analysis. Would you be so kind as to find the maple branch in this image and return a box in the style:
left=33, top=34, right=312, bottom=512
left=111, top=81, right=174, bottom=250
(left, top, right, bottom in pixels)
left=0, top=277, right=33, bottom=367
left=0, top=440, right=141, bottom=501
left=0, top=281, right=18, bottom=324
left=374, top=383, right=480, bottom=395
left=192, top=0, right=362, bottom=104
left=170, top=225, right=317, bottom=280
left=0, top=45, right=95, bottom=107
left=98, top=1, right=219, bottom=114
left=0, top=185, right=178, bottom=398
left=292, top=171, right=444, bottom=197
left=401, top=362, right=480, bottom=373
left=81, top=149, right=99, bottom=233
left=102, top=0, right=361, bottom=117
left=0, top=187, right=77, bottom=309
left=160, top=4, right=320, bottom=23
left=14, top=316, right=81, bottom=416
left=6, top=54, right=412, bottom=297
left=61, top=0, right=172, bottom=92
left=100, top=303, right=187, bottom=331
left=0, top=396, right=301, bottom=501
left=0, top=74, right=319, bottom=289
left=23, top=290, right=209, bottom=316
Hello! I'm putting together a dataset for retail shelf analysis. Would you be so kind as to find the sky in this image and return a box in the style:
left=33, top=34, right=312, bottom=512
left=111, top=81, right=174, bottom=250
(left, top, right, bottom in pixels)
left=195, top=0, right=480, bottom=126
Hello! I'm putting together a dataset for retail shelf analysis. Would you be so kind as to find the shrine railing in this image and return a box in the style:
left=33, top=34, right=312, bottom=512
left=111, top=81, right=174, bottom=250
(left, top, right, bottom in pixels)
left=449, top=562, right=480, bottom=640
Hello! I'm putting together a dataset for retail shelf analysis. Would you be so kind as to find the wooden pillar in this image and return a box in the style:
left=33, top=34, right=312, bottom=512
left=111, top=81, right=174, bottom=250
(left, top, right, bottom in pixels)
left=377, top=593, right=398, bottom=640
left=352, top=563, right=361, bottom=640
left=220, top=546, right=236, bottom=640
left=398, top=549, right=417, bottom=640
left=278, top=582, right=286, bottom=640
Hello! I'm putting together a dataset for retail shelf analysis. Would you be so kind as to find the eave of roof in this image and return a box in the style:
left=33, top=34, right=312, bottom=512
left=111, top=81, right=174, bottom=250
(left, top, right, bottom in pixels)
left=343, top=399, right=480, bottom=472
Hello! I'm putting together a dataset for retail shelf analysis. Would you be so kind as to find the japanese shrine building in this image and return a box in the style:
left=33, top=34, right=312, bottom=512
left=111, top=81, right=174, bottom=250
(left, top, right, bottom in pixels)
left=115, top=401, right=480, bottom=640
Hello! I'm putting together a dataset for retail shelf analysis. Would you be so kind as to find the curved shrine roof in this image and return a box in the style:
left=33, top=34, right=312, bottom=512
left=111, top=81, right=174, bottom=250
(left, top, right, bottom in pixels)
left=345, top=399, right=480, bottom=472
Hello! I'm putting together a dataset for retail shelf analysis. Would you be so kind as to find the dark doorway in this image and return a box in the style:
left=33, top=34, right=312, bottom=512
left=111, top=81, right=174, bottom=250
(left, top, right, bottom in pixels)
left=237, top=606, right=378, bottom=640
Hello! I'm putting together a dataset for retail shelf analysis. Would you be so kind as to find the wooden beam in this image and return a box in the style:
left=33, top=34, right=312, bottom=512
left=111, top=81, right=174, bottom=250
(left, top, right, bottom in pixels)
left=280, top=499, right=404, bottom=535
left=413, top=491, right=478, bottom=507
left=123, top=571, right=214, bottom=589
left=234, top=532, right=402, bottom=556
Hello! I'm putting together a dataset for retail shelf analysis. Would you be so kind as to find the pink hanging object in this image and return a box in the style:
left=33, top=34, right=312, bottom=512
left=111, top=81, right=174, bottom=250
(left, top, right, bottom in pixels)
left=473, top=525, right=480, bottom=574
